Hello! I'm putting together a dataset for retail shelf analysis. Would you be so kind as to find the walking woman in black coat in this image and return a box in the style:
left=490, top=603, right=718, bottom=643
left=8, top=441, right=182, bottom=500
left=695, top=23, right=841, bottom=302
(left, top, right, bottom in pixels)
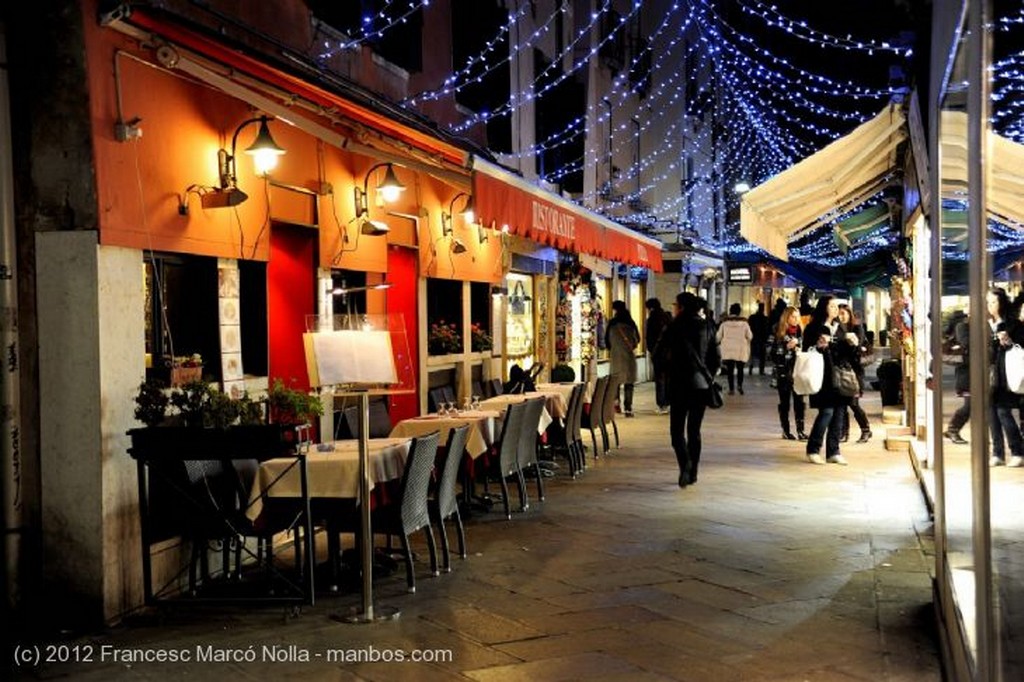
left=802, top=296, right=857, bottom=465
left=655, top=291, right=721, bottom=488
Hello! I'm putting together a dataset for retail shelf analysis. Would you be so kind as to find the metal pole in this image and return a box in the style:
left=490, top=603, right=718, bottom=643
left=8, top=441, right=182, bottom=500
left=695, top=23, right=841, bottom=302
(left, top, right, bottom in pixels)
left=0, top=27, right=23, bottom=621
left=358, top=391, right=373, bottom=620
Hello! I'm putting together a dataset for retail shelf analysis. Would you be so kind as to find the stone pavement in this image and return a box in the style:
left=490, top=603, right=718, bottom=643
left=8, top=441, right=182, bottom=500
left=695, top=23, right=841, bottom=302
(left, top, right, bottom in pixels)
left=16, top=376, right=942, bottom=681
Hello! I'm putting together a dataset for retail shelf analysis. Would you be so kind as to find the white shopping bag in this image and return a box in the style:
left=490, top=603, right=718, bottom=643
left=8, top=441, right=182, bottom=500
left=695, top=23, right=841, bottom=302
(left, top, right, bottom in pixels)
left=793, top=349, right=824, bottom=396
left=1006, top=344, right=1024, bottom=394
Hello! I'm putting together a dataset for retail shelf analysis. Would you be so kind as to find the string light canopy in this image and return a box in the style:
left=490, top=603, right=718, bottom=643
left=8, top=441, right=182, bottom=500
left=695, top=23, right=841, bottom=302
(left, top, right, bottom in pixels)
left=382, top=1, right=916, bottom=267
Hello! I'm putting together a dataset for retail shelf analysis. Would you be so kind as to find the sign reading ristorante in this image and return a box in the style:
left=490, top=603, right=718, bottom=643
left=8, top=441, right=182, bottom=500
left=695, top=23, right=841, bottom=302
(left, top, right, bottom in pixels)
left=471, top=160, right=663, bottom=271
left=532, top=201, right=576, bottom=240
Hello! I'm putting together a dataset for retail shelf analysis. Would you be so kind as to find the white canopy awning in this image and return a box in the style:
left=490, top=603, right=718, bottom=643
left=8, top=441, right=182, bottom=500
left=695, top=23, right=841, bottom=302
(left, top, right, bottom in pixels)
left=740, top=105, right=907, bottom=261
left=940, top=110, right=1024, bottom=230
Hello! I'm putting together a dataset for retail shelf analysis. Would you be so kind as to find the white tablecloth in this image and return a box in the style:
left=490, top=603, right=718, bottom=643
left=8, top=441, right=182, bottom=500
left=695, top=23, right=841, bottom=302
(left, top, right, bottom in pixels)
left=389, top=411, right=500, bottom=459
left=246, top=437, right=412, bottom=519
left=477, top=394, right=554, bottom=432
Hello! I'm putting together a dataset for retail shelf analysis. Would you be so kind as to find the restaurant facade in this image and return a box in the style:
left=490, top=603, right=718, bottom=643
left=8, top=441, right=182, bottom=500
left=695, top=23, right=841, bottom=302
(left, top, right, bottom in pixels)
left=2, top=0, right=663, bottom=626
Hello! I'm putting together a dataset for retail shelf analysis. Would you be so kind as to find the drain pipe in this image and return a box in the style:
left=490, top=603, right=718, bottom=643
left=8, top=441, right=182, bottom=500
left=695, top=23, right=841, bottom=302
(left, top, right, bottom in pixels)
left=0, top=27, right=23, bottom=617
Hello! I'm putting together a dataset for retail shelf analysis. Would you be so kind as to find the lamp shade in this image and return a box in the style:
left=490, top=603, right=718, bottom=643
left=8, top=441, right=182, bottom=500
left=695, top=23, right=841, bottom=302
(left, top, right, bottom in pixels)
left=377, top=164, right=406, bottom=203
left=460, top=196, right=475, bottom=224
left=244, top=118, right=286, bottom=176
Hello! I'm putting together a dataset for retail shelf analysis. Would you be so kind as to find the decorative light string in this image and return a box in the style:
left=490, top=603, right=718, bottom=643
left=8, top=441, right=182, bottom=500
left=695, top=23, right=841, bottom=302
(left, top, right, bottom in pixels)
left=737, top=0, right=913, bottom=56
left=317, top=1, right=432, bottom=57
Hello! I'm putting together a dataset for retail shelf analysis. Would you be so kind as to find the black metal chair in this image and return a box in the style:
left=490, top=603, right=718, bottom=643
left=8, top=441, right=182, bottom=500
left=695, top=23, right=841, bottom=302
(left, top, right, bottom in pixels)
left=516, top=397, right=547, bottom=506
left=429, top=424, right=471, bottom=572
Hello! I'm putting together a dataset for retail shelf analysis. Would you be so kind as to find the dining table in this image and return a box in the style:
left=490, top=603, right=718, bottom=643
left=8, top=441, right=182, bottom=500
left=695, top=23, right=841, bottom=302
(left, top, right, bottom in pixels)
left=389, top=410, right=500, bottom=460
left=478, top=392, right=559, bottom=429
left=534, top=382, right=581, bottom=407
left=245, top=437, right=413, bottom=521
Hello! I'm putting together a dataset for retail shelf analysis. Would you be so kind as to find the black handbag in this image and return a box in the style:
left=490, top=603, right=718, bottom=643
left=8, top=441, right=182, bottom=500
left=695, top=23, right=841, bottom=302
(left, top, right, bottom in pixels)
left=707, top=380, right=725, bottom=409
left=832, top=363, right=860, bottom=397
left=685, top=333, right=723, bottom=409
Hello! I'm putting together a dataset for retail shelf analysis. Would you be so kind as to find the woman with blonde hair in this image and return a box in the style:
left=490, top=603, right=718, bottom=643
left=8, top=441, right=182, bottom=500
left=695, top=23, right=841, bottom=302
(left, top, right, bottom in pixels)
left=770, top=306, right=807, bottom=440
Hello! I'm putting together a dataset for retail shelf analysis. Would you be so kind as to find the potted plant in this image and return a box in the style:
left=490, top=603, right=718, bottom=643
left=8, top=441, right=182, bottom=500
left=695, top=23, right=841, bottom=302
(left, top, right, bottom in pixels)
left=134, top=378, right=170, bottom=427
left=428, top=319, right=462, bottom=355
left=266, top=379, right=323, bottom=426
left=470, top=322, right=492, bottom=353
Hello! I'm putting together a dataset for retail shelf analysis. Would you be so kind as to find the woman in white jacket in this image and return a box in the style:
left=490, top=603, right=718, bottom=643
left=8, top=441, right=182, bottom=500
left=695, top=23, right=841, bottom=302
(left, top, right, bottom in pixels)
left=717, top=303, right=753, bottom=395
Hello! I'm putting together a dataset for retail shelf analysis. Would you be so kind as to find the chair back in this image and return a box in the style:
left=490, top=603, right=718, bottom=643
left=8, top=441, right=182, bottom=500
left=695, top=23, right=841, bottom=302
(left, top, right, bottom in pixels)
left=471, top=380, right=485, bottom=401
left=517, top=397, right=545, bottom=468
left=440, top=385, right=457, bottom=405
left=436, top=424, right=470, bottom=519
left=398, top=431, right=441, bottom=534
left=496, top=401, right=527, bottom=476
left=567, top=383, right=585, bottom=443
left=428, top=388, right=446, bottom=413
left=489, top=378, right=504, bottom=397
left=342, top=399, right=393, bottom=439
left=602, top=375, right=622, bottom=425
left=585, top=375, right=609, bottom=427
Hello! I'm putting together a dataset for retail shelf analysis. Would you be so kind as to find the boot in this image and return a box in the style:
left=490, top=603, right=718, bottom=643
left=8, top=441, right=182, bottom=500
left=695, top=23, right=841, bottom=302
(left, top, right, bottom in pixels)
left=796, top=419, right=808, bottom=441
left=857, top=429, right=872, bottom=444
left=779, top=407, right=795, bottom=440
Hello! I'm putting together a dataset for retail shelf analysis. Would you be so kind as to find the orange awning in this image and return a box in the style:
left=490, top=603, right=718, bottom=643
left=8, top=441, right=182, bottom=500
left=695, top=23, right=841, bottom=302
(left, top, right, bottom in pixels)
left=472, top=158, right=663, bottom=271
left=123, top=9, right=468, bottom=169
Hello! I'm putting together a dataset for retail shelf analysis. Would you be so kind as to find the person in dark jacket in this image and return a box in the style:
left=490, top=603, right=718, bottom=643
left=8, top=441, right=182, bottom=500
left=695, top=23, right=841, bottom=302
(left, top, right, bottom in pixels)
left=606, top=300, right=640, bottom=416
left=747, top=302, right=769, bottom=376
left=987, top=288, right=1024, bottom=467
left=645, top=298, right=673, bottom=414
left=656, top=291, right=721, bottom=488
left=802, top=295, right=857, bottom=465
left=770, top=305, right=806, bottom=440
left=504, top=364, right=535, bottom=395
left=943, top=312, right=970, bottom=445
left=836, top=305, right=873, bottom=444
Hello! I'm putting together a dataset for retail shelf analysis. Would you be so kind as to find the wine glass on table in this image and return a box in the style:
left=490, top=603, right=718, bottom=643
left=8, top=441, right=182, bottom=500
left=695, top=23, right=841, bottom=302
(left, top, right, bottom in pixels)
left=471, top=394, right=480, bottom=411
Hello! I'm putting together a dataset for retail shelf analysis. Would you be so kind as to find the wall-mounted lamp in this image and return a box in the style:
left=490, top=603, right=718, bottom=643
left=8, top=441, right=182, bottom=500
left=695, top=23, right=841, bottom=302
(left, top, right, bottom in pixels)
left=353, top=163, right=406, bottom=235
left=733, top=180, right=752, bottom=194
left=441, top=192, right=474, bottom=254
left=331, top=282, right=393, bottom=296
left=441, top=192, right=475, bottom=235
left=179, top=116, right=285, bottom=213
left=207, top=116, right=285, bottom=209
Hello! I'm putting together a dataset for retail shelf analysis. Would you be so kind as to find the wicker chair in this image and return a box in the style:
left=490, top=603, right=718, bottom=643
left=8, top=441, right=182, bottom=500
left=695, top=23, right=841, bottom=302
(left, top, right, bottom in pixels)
left=516, top=397, right=547, bottom=507
left=602, top=375, right=622, bottom=450
left=546, top=383, right=585, bottom=477
left=429, top=424, right=470, bottom=572
left=489, top=400, right=528, bottom=520
left=582, top=375, right=610, bottom=457
left=372, top=431, right=442, bottom=592
left=341, top=399, right=392, bottom=439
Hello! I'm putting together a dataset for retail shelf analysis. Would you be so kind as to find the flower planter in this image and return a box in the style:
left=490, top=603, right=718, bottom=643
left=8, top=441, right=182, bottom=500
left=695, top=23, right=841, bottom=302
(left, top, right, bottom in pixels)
left=127, top=424, right=301, bottom=461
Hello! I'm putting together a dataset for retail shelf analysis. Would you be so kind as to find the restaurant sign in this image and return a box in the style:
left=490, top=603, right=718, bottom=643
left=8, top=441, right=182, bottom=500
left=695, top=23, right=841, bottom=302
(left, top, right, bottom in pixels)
left=472, top=158, right=663, bottom=271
